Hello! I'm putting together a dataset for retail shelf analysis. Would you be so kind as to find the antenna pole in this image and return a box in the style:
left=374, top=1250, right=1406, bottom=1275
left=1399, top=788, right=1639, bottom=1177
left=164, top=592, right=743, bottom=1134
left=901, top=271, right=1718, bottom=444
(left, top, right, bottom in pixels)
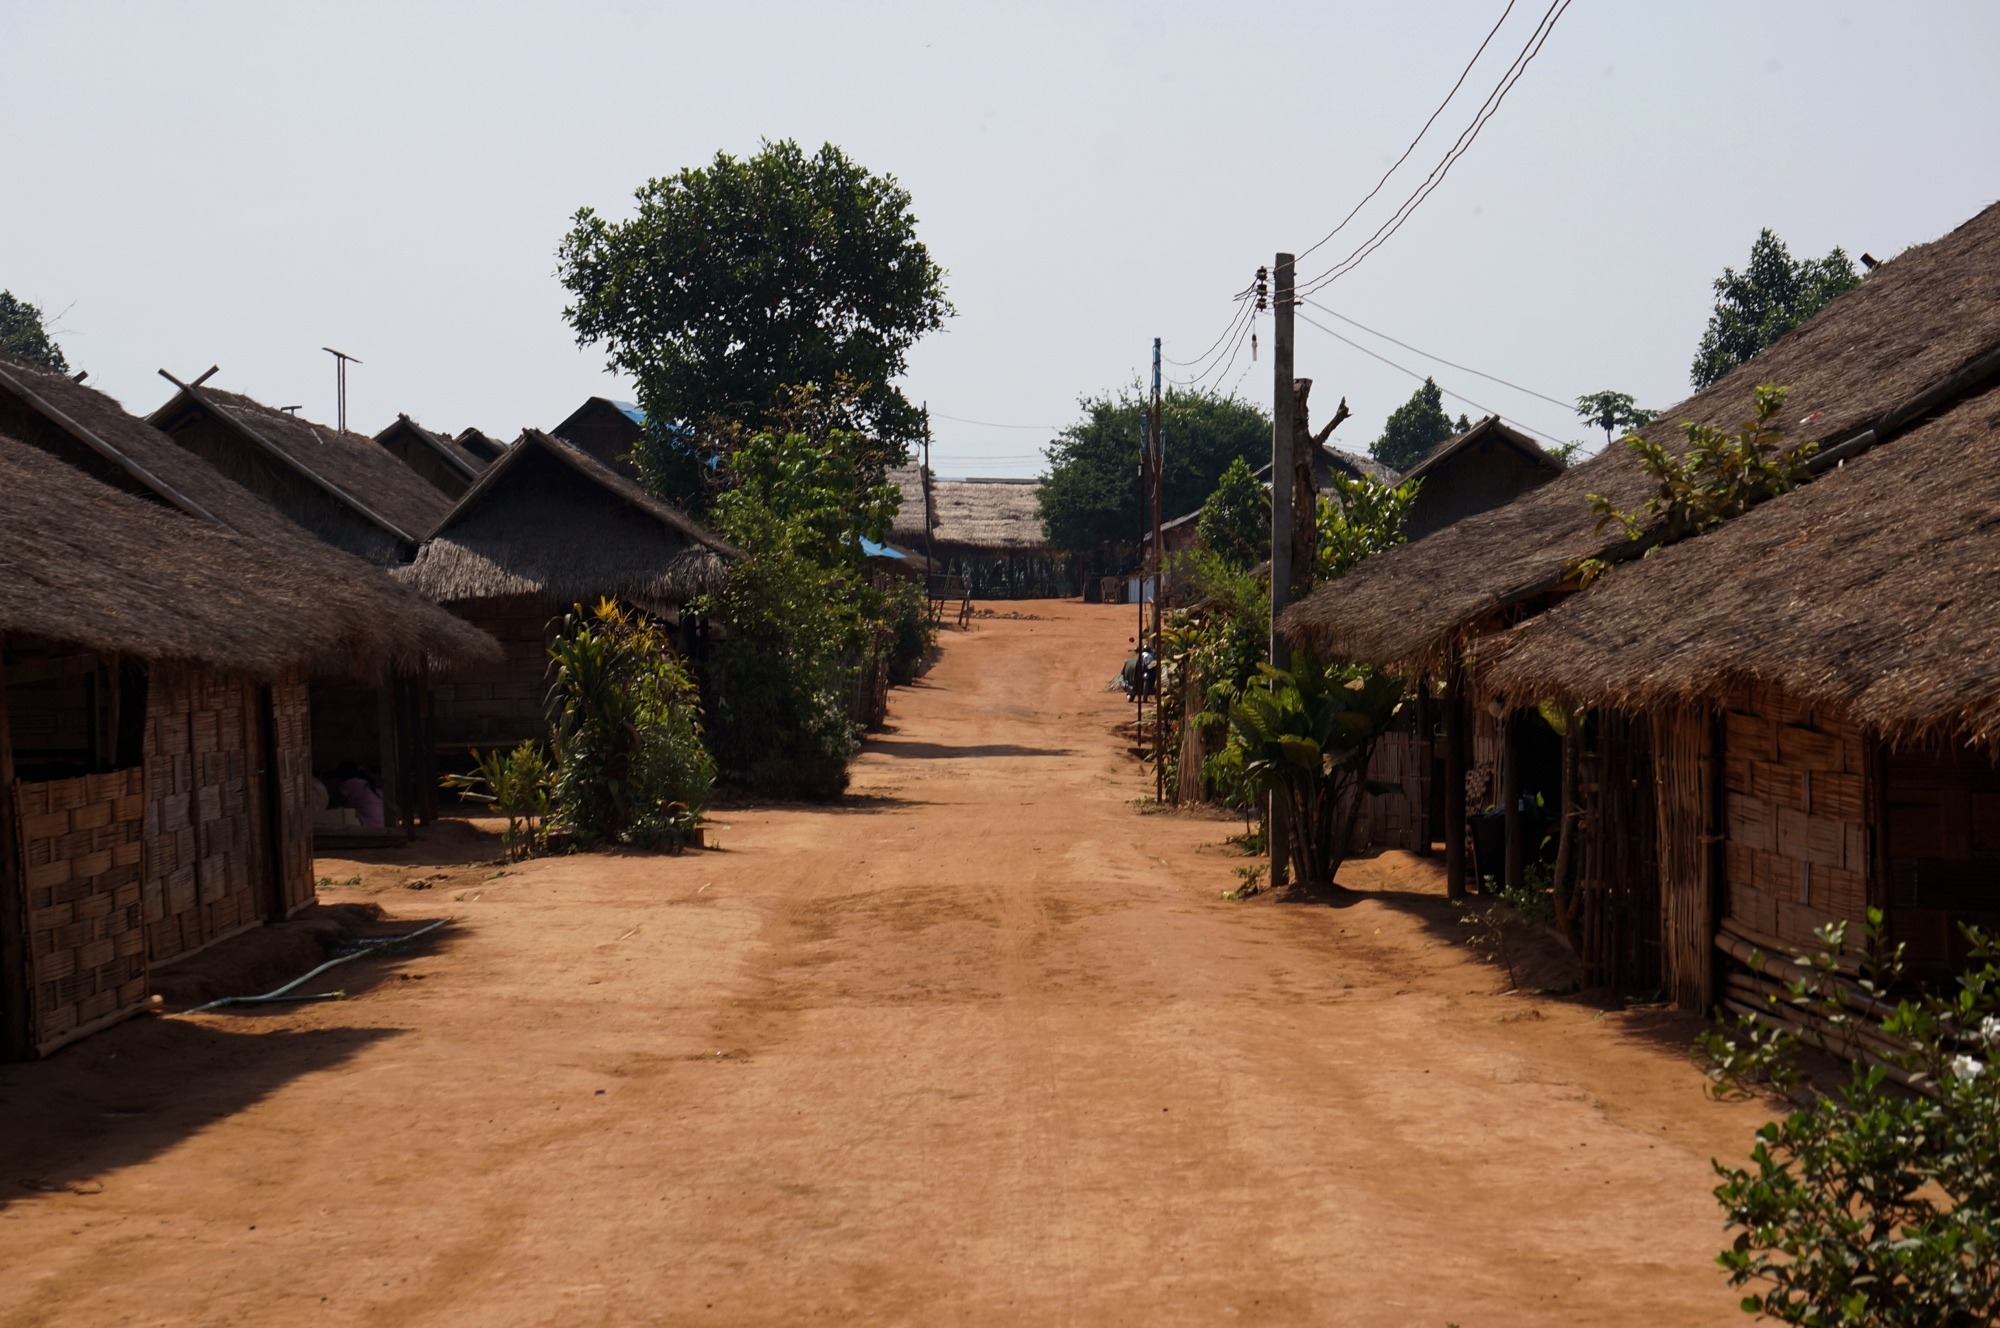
left=322, top=347, right=362, bottom=432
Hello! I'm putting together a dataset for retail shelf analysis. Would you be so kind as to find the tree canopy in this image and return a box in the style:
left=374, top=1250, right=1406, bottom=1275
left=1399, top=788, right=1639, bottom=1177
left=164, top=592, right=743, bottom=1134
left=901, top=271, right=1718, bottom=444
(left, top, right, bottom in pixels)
left=556, top=140, right=950, bottom=511
left=1368, top=377, right=1468, bottom=471
left=1690, top=228, right=1860, bottom=389
left=1194, top=456, right=1269, bottom=567
left=0, top=291, right=68, bottom=373
left=1574, top=389, right=1657, bottom=448
left=1038, top=386, right=1270, bottom=568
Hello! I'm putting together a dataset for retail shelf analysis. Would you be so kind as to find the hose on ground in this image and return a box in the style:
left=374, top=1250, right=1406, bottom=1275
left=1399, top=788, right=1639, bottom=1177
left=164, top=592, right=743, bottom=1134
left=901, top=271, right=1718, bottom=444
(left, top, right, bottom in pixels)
left=177, top=917, right=452, bottom=1015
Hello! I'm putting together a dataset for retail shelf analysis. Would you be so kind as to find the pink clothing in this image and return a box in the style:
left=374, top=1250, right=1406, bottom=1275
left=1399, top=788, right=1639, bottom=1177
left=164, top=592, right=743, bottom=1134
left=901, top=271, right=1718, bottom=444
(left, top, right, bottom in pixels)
left=337, top=777, right=385, bottom=828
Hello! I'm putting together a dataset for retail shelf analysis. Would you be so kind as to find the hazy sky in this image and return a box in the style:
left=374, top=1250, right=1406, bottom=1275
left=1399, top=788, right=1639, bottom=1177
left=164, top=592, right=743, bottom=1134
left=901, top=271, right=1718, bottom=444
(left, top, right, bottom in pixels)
left=5, top=2, right=1997, bottom=478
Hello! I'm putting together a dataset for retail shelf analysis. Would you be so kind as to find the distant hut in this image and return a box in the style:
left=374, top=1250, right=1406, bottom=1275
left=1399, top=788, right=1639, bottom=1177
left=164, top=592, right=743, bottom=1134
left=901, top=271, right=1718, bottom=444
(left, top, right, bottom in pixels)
left=374, top=413, right=489, bottom=499
left=551, top=396, right=646, bottom=480
left=0, top=371, right=491, bottom=1058
left=400, top=429, right=734, bottom=753
left=1282, top=200, right=2000, bottom=1001
left=890, top=469, right=1067, bottom=598
left=147, top=381, right=463, bottom=832
left=452, top=427, right=509, bottom=466
left=1396, top=416, right=1563, bottom=543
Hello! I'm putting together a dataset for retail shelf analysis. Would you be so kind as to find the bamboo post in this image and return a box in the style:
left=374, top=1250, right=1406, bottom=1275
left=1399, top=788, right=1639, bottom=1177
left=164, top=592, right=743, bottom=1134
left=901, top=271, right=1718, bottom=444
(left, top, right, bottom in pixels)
left=1502, top=708, right=1524, bottom=896
left=1443, top=651, right=1467, bottom=901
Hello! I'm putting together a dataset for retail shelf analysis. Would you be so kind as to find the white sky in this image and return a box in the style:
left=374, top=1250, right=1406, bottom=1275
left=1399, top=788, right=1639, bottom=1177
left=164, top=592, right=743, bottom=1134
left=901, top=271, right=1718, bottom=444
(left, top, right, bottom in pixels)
left=4, top=2, right=1997, bottom=479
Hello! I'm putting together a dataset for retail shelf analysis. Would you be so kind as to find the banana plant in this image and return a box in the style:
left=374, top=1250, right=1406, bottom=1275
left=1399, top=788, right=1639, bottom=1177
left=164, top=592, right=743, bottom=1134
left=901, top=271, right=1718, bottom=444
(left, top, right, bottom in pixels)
left=1226, top=647, right=1404, bottom=891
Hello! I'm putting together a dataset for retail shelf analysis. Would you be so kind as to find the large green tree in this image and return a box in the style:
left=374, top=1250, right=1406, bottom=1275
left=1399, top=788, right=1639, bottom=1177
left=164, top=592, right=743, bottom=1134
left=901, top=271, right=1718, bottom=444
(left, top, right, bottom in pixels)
left=1690, top=228, right=1860, bottom=389
left=0, top=291, right=68, bottom=372
left=556, top=140, right=950, bottom=511
left=1038, top=386, right=1269, bottom=569
left=1368, top=377, right=1468, bottom=471
left=1574, top=389, right=1657, bottom=448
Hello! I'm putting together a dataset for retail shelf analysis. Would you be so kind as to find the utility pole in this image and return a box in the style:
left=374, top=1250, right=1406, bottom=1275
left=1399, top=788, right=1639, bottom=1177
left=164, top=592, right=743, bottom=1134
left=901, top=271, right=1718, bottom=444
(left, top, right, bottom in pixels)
left=1268, top=253, right=1296, bottom=888
left=1151, top=337, right=1166, bottom=804
left=920, top=402, right=937, bottom=594
left=1135, top=412, right=1149, bottom=757
left=322, top=346, right=361, bottom=432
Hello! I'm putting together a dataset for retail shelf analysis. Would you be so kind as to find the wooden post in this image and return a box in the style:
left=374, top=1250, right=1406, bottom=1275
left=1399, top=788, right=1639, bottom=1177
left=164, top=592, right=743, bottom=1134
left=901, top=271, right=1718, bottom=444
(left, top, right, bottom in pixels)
left=1412, top=683, right=1433, bottom=856
left=376, top=672, right=405, bottom=836
left=1268, top=252, right=1295, bottom=889
left=0, top=642, right=31, bottom=1061
left=1443, top=651, right=1467, bottom=901
left=1502, top=708, right=1524, bottom=896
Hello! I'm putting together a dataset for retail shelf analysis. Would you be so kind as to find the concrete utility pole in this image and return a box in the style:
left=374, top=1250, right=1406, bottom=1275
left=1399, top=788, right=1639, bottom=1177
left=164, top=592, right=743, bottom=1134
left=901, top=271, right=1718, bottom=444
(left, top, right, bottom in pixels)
left=1268, top=253, right=1295, bottom=888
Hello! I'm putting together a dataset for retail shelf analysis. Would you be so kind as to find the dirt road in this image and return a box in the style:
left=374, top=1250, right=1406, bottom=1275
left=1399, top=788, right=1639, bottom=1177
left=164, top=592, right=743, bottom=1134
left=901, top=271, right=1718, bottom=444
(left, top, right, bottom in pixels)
left=0, top=602, right=1770, bottom=1326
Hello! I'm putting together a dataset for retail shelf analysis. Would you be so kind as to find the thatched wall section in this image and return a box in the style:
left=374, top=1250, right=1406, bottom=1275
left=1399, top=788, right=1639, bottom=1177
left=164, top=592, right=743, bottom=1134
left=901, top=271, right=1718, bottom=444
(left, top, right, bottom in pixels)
left=1283, top=201, right=2000, bottom=672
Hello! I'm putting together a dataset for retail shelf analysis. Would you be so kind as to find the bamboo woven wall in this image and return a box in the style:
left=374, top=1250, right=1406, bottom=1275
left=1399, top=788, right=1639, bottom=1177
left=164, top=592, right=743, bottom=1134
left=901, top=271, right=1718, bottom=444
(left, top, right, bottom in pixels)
left=269, top=670, right=314, bottom=916
left=1362, top=725, right=1430, bottom=851
left=1653, top=707, right=1716, bottom=1010
left=1720, top=683, right=1870, bottom=951
left=12, top=767, right=148, bottom=1054
left=142, top=666, right=270, bottom=965
left=1578, top=711, right=1660, bottom=994
left=431, top=595, right=555, bottom=749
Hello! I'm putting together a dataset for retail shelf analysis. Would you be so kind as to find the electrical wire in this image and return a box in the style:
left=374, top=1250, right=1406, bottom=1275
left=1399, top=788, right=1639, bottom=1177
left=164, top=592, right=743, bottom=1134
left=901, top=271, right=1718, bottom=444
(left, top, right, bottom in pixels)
left=1299, top=297, right=1572, bottom=410
left=1296, top=0, right=1573, bottom=298
left=1294, top=0, right=1520, bottom=265
left=1164, top=292, right=1258, bottom=386
left=929, top=412, right=1063, bottom=431
left=1161, top=280, right=1260, bottom=368
left=1169, top=305, right=1260, bottom=390
left=1295, top=310, right=1569, bottom=445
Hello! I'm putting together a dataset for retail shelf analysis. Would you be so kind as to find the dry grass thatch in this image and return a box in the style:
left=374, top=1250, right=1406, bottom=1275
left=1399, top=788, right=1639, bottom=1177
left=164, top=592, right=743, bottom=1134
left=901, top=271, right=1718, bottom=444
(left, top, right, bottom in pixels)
left=150, top=385, right=453, bottom=542
left=399, top=428, right=734, bottom=613
left=0, top=354, right=498, bottom=673
left=890, top=469, right=1048, bottom=551
left=376, top=414, right=486, bottom=483
left=1282, top=202, right=2000, bottom=672
left=1481, top=383, right=2000, bottom=750
left=1401, top=416, right=1559, bottom=486
left=0, top=430, right=496, bottom=677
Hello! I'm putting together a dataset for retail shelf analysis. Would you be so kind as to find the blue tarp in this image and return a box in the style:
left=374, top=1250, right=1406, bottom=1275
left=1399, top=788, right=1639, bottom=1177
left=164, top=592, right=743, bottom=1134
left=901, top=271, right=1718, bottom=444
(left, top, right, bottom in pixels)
left=860, top=538, right=906, bottom=561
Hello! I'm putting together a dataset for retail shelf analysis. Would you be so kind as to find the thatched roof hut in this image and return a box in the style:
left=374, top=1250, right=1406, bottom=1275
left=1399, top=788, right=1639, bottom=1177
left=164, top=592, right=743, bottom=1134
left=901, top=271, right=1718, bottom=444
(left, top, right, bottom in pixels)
left=374, top=413, right=487, bottom=499
left=0, top=355, right=496, bottom=672
left=401, top=427, right=734, bottom=616
left=453, top=427, right=509, bottom=465
left=1282, top=202, right=2000, bottom=673
left=551, top=396, right=646, bottom=479
left=149, top=383, right=453, bottom=564
left=889, top=470, right=1049, bottom=552
left=1397, top=416, right=1563, bottom=542
left=1484, top=383, right=2000, bottom=750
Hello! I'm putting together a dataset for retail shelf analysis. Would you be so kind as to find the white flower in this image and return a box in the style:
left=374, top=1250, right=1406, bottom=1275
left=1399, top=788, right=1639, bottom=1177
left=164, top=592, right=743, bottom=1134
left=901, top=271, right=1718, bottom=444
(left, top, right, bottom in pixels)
left=1948, top=1054, right=1985, bottom=1081
left=1978, top=1015, right=2000, bottom=1047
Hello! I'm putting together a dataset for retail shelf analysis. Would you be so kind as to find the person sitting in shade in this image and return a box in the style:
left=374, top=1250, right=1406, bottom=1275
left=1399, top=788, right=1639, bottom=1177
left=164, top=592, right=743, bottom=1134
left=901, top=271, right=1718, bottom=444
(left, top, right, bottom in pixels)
left=330, top=762, right=385, bottom=828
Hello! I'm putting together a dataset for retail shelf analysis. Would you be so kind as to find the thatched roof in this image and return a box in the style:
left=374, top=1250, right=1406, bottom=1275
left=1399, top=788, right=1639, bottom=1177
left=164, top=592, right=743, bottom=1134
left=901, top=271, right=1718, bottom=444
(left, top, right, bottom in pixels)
left=1255, top=442, right=1401, bottom=489
left=149, top=385, right=452, bottom=544
left=1481, top=383, right=2000, bottom=749
left=889, top=469, right=1049, bottom=551
left=0, top=431, right=496, bottom=677
left=1282, top=201, right=2000, bottom=672
left=399, top=428, right=735, bottom=614
left=454, top=427, right=508, bottom=464
left=1401, top=415, right=1559, bottom=486
left=374, top=413, right=486, bottom=493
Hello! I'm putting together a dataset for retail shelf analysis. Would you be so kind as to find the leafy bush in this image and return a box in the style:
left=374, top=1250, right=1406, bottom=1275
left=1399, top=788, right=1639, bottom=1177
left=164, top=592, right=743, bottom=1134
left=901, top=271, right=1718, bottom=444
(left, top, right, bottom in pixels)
left=1195, top=456, right=1269, bottom=567
left=697, top=426, right=898, bottom=799
left=440, top=741, right=552, bottom=861
left=1706, top=913, right=2000, bottom=1323
left=548, top=600, right=713, bottom=849
left=882, top=576, right=935, bottom=686
left=1223, top=648, right=1404, bottom=890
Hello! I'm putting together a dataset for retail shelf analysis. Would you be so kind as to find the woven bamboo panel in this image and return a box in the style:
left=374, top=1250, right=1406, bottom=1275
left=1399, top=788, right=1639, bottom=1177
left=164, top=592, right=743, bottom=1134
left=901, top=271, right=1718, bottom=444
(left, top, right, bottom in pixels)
left=1578, top=711, right=1660, bottom=994
left=1720, top=685, right=1872, bottom=945
left=1653, top=707, right=1714, bottom=1011
left=432, top=597, right=556, bottom=746
left=269, top=669, right=315, bottom=916
left=13, top=767, right=148, bottom=1054
left=1362, top=726, right=1428, bottom=851
left=142, top=665, right=268, bottom=965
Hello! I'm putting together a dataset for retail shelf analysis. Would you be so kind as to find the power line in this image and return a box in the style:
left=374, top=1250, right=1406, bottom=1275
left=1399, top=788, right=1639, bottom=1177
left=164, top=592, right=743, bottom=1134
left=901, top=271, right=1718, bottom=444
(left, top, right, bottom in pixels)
left=1294, top=0, right=1520, bottom=265
left=1295, top=309, right=1570, bottom=445
left=1161, top=281, right=1259, bottom=368
left=1163, top=292, right=1258, bottom=386
left=1170, top=301, right=1262, bottom=390
left=1299, top=297, right=1572, bottom=410
left=930, top=412, right=1063, bottom=431
left=1296, top=0, right=1573, bottom=297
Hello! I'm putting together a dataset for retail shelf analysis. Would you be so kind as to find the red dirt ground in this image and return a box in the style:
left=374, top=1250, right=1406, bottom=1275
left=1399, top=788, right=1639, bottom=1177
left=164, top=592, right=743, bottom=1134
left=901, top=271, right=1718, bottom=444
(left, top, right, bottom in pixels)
left=0, top=601, right=1774, bottom=1326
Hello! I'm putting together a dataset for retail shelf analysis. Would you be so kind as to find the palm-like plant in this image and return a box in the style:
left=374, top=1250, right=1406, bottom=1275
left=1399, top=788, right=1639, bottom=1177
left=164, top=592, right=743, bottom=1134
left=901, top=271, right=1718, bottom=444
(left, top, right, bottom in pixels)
left=1226, top=648, right=1404, bottom=890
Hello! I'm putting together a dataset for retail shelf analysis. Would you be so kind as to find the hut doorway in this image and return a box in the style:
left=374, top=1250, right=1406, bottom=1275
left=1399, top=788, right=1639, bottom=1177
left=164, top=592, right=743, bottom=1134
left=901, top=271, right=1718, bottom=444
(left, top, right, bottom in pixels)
left=1882, top=743, right=2000, bottom=981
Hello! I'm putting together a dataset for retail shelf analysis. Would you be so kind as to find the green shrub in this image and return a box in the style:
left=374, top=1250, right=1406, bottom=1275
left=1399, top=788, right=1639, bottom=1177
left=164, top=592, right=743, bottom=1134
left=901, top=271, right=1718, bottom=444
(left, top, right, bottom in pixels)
left=1707, top=914, right=2000, bottom=1323
left=548, top=600, right=713, bottom=849
left=440, top=741, right=552, bottom=861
